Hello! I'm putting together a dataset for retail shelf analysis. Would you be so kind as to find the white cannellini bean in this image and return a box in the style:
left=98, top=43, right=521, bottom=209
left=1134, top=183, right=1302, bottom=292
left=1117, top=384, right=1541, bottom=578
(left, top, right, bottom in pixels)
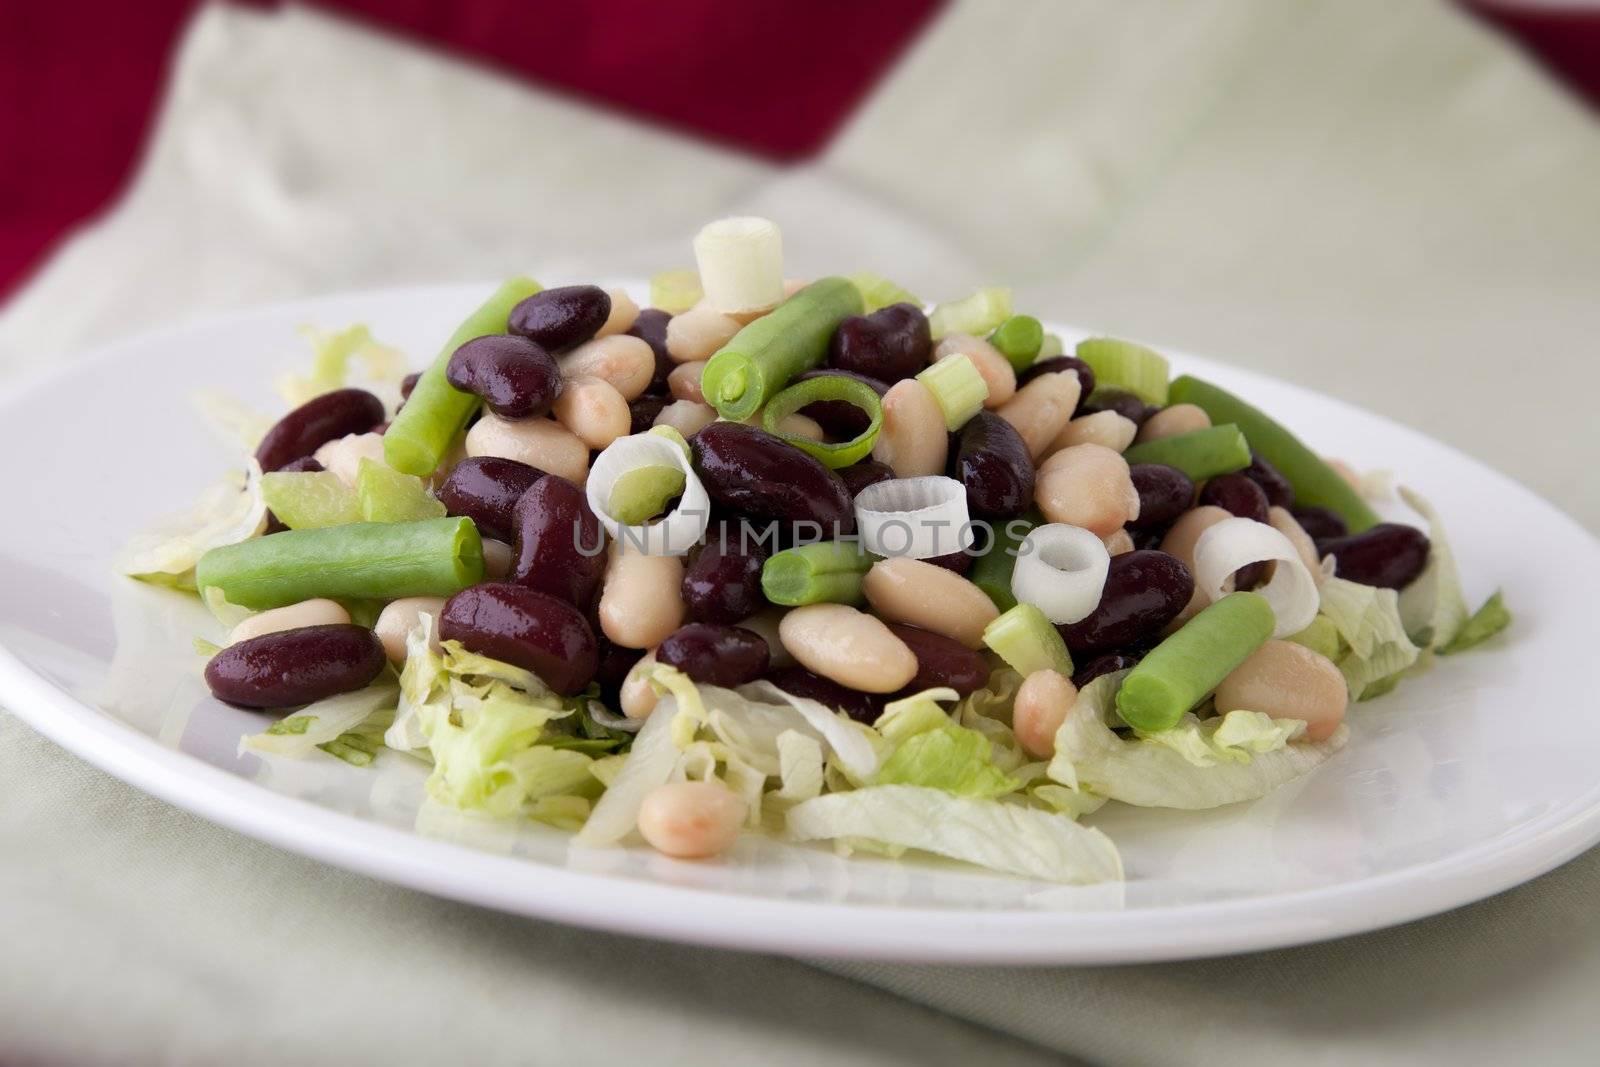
left=871, top=378, right=948, bottom=477
left=653, top=400, right=718, bottom=436
left=1101, top=528, right=1135, bottom=556
left=481, top=538, right=513, bottom=582
left=1035, top=443, right=1140, bottom=536
left=1215, top=640, right=1347, bottom=741
left=620, top=651, right=661, bottom=718
left=666, top=305, right=742, bottom=364
left=313, top=432, right=386, bottom=486
left=860, top=558, right=998, bottom=650
left=466, top=415, right=589, bottom=484
left=637, top=780, right=747, bottom=859
left=778, top=604, right=917, bottom=693
left=1135, top=403, right=1210, bottom=444
left=735, top=609, right=794, bottom=668
left=997, top=372, right=1082, bottom=459
left=553, top=377, right=630, bottom=450
left=932, top=333, right=1016, bottom=409
left=774, top=412, right=824, bottom=441
left=594, top=287, right=640, bottom=338
left=1013, top=669, right=1079, bottom=758
left=1053, top=410, right=1137, bottom=454
left=668, top=361, right=708, bottom=404
left=228, top=599, right=350, bottom=646
left=557, top=335, right=655, bottom=400
left=599, top=543, right=686, bottom=649
left=373, top=596, right=446, bottom=664
left=1268, top=506, right=1325, bottom=587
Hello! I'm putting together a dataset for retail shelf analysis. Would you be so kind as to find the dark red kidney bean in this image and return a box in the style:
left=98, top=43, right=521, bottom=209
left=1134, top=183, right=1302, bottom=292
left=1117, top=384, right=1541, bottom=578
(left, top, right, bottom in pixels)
left=792, top=369, right=888, bottom=439
left=511, top=476, right=607, bottom=607
left=626, top=307, right=674, bottom=393
left=886, top=623, right=988, bottom=696
left=254, top=388, right=385, bottom=472
left=399, top=372, right=420, bottom=401
left=437, top=456, right=545, bottom=543
left=594, top=637, right=643, bottom=710
left=837, top=459, right=895, bottom=499
left=1130, top=526, right=1164, bottom=552
left=1320, top=523, right=1430, bottom=590
left=1056, top=550, right=1194, bottom=655
left=1291, top=504, right=1349, bottom=541
left=440, top=583, right=598, bottom=695
left=766, top=665, right=882, bottom=724
left=1018, top=355, right=1095, bottom=410
left=1079, top=387, right=1150, bottom=426
left=628, top=394, right=670, bottom=435
left=205, top=624, right=386, bottom=710
left=827, top=303, right=930, bottom=382
left=1071, top=652, right=1144, bottom=690
left=691, top=422, right=854, bottom=534
left=1242, top=452, right=1293, bottom=508
left=508, top=285, right=611, bottom=352
left=445, top=335, right=561, bottom=420
left=1199, top=472, right=1269, bottom=523
left=1232, top=561, right=1269, bottom=592
left=683, top=524, right=769, bottom=623
left=956, top=411, right=1036, bottom=519
left=263, top=456, right=327, bottom=535
left=1128, top=464, right=1195, bottom=531
left=922, top=549, right=975, bottom=576
left=658, top=623, right=770, bottom=686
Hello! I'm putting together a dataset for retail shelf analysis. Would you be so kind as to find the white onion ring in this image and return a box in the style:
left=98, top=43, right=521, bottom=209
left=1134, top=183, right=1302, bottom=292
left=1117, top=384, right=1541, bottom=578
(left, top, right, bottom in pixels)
left=853, top=476, right=973, bottom=559
left=1192, top=517, right=1319, bottom=638
left=585, top=432, right=709, bottom=556
left=1011, top=524, right=1110, bottom=624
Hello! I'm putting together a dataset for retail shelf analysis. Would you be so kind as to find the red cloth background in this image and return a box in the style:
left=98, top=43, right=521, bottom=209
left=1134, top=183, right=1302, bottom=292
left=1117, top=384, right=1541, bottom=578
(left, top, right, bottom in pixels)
left=0, top=0, right=1593, bottom=302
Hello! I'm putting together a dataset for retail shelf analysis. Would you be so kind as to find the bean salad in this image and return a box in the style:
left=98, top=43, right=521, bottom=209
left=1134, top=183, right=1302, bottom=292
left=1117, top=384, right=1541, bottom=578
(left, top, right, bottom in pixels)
left=121, top=217, right=1512, bottom=882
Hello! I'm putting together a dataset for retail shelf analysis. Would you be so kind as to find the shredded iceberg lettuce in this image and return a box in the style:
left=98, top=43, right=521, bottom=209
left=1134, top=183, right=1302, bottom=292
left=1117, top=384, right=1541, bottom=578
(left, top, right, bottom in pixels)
left=1319, top=576, right=1422, bottom=700
left=277, top=323, right=408, bottom=408
left=117, top=461, right=266, bottom=588
left=1396, top=488, right=1470, bottom=650
left=873, top=724, right=1022, bottom=798
left=1137, top=709, right=1305, bottom=767
left=240, top=684, right=398, bottom=761
left=1442, top=591, right=1511, bottom=653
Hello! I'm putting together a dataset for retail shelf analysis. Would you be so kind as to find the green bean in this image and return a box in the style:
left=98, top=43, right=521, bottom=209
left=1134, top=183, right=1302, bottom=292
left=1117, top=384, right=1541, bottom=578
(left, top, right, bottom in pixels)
left=1167, top=375, right=1381, bottom=532
left=1115, top=592, right=1274, bottom=732
left=383, top=277, right=542, bottom=476
left=970, top=515, right=1036, bottom=611
left=699, top=278, right=862, bottom=421
left=761, top=539, right=874, bottom=606
left=987, top=315, right=1044, bottom=371
left=196, top=518, right=483, bottom=610
left=1122, top=424, right=1251, bottom=482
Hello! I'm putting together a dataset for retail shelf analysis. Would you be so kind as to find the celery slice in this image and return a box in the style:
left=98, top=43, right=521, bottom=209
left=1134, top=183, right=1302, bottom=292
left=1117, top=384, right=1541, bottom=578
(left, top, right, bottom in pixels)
left=649, top=269, right=703, bottom=314
left=849, top=272, right=921, bottom=314
left=261, top=471, right=361, bottom=530
left=928, top=287, right=1012, bottom=340
left=1076, top=338, right=1170, bottom=404
left=917, top=354, right=989, bottom=430
left=982, top=603, right=1073, bottom=678
left=356, top=459, right=446, bottom=523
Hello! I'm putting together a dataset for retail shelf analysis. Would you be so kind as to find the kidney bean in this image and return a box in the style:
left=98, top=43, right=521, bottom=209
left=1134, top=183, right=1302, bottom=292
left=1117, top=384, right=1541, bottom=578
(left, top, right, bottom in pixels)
left=399, top=372, right=421, bottom=403
left=1128, top=464, right=1195, bottom=531
left=765, top=665, right=882, bottom=724
left=626, top=307, right=675, bottom=394
left=792, top=369, right=888, bottom=439
left=922, top=549, right=975, bottom=576
left=780, top=603, right=918, bottom=693
left=1199, top=472, right=1270, bottom=523
left=436, top=456, right=545, bottom=542
left=1130, top=527, right=1165, bottom=552
left=885, top=623, right=988, bottom=696
left=511, top=476, right=607, bottom=607
left=1080, top=387, right=1150, bottom=426
left=837, top=459, right=896, bottom=499
left=446, top=335, right=561, bottom=420
left=1320, top=523, right=1430, bottom=589
left=827, top=303, right=930, bottom=382
left=439, top=582, right=598, bottom=695
left=956, top=411, right=1035, bottom=519
left=1291, top=504, right=1349, bottom=541
left=691, top=422, right=854, bottom=533
left=205, top=624, right=386, bottom=709
left=255, top=388, right=385, bottom=472
left=657, top=623, right=771, bottom=686
left=508, top=284, right=611, bottom=352
left=629, top=395, right=670, bottom=435
left=1241, top=452, right=1294, bottom=508
left=682, top=525, right=768, bottom=624
left=1071, top=652, right=1144, bottom=689
left=1018, top=355, right=1095, bottom=407
left=1056, top=550, right=1194, bottom=655
left=594, top=637, right=644, bottom=710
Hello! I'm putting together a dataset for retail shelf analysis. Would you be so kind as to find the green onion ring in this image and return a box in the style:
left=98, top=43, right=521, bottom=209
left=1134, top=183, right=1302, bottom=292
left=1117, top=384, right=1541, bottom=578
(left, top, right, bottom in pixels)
left=760, top=376, right=884, bottom=468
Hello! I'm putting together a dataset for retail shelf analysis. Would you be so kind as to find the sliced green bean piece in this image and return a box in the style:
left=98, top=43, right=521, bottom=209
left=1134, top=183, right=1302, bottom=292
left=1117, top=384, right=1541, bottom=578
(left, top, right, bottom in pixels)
left=1167, top=375, right=1381, bottom=532
left=761, top=374, right=883, bottom=467
left=988, top=315, right=1044, bottom=371
left=761, top=539, right=874, bottom=606
left=700, top=278, right=863, bottom=422
left=1115, top=592, right=1274, bottom=732
left=1122, top=424, right=1251, bottom=482
left=383, top=277, right=542, bottom=476
left=196, top=517, right=483, bottom=610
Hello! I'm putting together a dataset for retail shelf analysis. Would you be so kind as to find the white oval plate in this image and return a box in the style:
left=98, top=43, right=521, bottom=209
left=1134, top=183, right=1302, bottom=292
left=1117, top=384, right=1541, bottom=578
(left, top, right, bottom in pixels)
left=3, top=283, right=1597, bottom=965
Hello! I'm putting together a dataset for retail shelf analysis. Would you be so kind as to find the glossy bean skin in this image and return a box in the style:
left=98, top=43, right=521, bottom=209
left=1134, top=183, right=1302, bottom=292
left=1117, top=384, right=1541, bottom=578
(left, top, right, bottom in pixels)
left=691, top=422, right=854, bottom=533
left=765, top=665, right=882, bottom=724
left=511, top=476, right=607, bottom=607
left=1320, top=523, right=1430, bottom=589
left=1128, top=464, right=1195, bottom=531
left=1056, top=550, right=1194, bottom=655
left=885, top=623, right=988, bottom=696
left=508, top=284, right=611, bottom=352
left=255, top=388, right=385, bottom=472
left=792, top=369, right=887, bottom=439
left=626, top=307, right=675, bottom=393
left=594, top=637, right=645, bottom=710
left=446, top=335, right=562, bottom=420
left=205, top=624, right=387, bottom=709
left=1018, top=355, right=1095, bottom=406
left=922, top=549, right=975, bottom=575
left=439, top=582, right=598, bottom=695
left=1080, top=388, right=1149, bottom=426
left=629, top=395, right=670, bottom=435
left=1071, top=652, right=1143, bottom=689
left=956, top=411, right=1036, bottom=519
left=837, top=459, right=896, bottom=499
left=827, top=303, right=930, bottom=383
left=1198, top=472, right=1270, bottom=523
left=437, top=456, right=545, bottom=543
left=1242, top=452, right=1294, bottom=508
left=682, top=525, right=769, bottom=624
left=658, top=623, right=771, bottom=686
left=1291, top=505, right=1349, bottom=542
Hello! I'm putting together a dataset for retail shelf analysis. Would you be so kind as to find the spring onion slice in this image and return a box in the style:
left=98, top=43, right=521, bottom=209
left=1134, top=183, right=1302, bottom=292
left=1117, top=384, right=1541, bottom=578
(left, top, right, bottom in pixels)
left=585, top=431, right=708, bottom=556
left=853, top=477, right=973, bottom=559
left=761, top=375, right=883, bottom=468
left=1076, top=338, right=1170, bottom=404
left=1192, top=517, right=1319, bottom=638
left=928, top=286, right=1012, bottom=340
left=693, top=216, right=785, bottom=315
left=1010, top=524, right=1110, bottom=625
left=649, top=268, right=703, bottom=314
